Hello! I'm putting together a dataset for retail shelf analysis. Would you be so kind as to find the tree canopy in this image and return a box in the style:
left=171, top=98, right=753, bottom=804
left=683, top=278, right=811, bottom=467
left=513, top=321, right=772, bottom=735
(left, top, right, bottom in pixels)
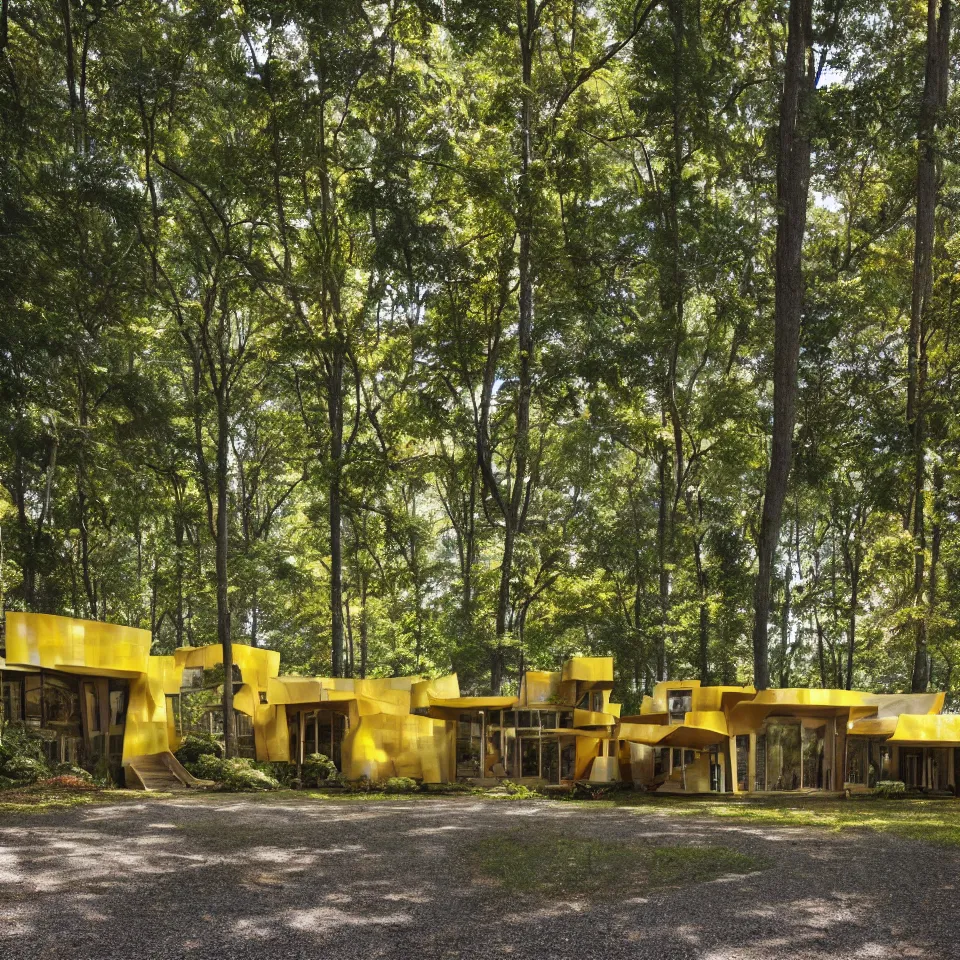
left=1, top=0, right=958, bottom=711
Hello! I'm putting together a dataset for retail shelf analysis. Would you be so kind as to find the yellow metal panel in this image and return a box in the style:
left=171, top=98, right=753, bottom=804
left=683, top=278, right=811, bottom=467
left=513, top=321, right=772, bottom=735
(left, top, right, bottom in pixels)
left=6, top=611, right=151, bottom=675
left=520, top=671, right=561, bottom=705
left=411, top=673, right=460, bottom=709
left=123, top=655, right=173, bottom=763
left=561, top=657, right=614, bottom=686
left=574, top=708, right=616, bottom=727
left=889, top=713, right=960, bottom=745
left=618, top=722, right=673, bottom=745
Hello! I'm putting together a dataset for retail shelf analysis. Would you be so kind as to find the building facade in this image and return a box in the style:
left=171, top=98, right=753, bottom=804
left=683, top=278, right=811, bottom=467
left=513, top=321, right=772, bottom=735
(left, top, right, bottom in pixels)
left=3, top=612, right=960, bottom=793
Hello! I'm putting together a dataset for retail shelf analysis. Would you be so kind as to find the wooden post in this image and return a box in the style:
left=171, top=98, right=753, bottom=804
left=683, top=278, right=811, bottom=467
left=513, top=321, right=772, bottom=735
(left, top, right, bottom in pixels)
left=729, top=735, right=739, bottom=794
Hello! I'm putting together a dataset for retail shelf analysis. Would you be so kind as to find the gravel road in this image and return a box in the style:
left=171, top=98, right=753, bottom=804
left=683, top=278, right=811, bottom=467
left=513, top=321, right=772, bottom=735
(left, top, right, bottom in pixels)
left=0, top=795, right=956, bottom=959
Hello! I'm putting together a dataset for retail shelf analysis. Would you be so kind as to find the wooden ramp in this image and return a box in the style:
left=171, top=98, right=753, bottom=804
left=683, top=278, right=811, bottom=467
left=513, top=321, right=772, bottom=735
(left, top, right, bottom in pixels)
left=126, top=752, right=209, bottom=792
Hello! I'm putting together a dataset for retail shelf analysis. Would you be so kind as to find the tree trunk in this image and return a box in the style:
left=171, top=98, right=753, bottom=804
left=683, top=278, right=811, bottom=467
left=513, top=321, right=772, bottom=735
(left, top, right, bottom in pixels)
left=329, top=346, right=345, bottom=678
left=751, top=0, right=814, bottom=690
left=909, top=0, right=951, bottom=693
left=216, top=396, right=235, bottom=758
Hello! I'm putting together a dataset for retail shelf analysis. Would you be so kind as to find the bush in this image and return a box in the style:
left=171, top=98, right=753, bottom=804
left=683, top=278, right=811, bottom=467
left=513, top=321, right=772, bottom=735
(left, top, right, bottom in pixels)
left=175, top=732, right=223, bottom=766
left=383, top=777, right=419, bottom=794
left=1, top=755, right=49, bottom=785
left=219, top=760, right=279, bottom=792
left=54, top=763, right=93, bottom=782
left=185, top=754, right=279, bottom=792
left=499, top=780, right=541, bottom=800
left=186, top=753, right=226, bottom=781
left=302, top=753, right=339, bottom=787
left=874, top=780, right=906, bottom=799
left=0, top=725, right=51, bottom=785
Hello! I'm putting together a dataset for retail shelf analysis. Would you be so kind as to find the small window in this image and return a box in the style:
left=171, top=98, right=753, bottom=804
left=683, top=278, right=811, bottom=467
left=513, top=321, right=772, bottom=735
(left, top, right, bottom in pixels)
left=591, top=691, right=603, bottom=713
left=668, top=690, right=692, bottom=723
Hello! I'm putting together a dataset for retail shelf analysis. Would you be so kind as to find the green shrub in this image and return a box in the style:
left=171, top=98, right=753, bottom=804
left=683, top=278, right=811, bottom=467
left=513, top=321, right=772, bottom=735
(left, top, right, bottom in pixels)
left=874, top=780, right=906, bottom=799
left=219, top=760, right=279, bottom=792
left=499, top=780, right=541, bottom=800
left=302, top=753, right=339, bottom=786
left=383, top=777, right=419, bottom=794
left=2, top=755, right=49, bottom=784
left=186, top=754, right=226, bottom=781
left=54, top=763, right=93, bottom=782
left=185, top=754, right=279, bottom=792
left=0, top=724, right=51, bottom=784
left=175, top=732, right=223, bottom=765
left=347, top=775, right=386, bottom=793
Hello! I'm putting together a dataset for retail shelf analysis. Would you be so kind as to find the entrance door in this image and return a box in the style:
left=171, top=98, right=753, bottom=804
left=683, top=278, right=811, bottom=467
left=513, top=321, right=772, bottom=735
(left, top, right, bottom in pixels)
left=901, top=749, right=923, bottom=788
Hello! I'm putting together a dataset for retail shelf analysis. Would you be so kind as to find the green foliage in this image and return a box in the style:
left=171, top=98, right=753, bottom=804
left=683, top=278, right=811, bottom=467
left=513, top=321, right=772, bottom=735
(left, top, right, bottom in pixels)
left=0, top=726, right=51, bottom=784
left=874, top=781, right=907, bottom=799
left=185, top=755, right=280, bottom=792
left=0, top=0, right=957, bottom=703
left=175, top=733, right=224, bottom=766
left=383, top=777, right=420, bottom=794
left=302, top=754, right=340, bottom=787
left=498, top=780, right=541, bottom=800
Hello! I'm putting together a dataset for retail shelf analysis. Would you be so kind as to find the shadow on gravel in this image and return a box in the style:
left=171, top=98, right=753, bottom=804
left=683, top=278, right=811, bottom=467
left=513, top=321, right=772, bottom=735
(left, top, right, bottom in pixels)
left=0, top=798, right=952, bottom=959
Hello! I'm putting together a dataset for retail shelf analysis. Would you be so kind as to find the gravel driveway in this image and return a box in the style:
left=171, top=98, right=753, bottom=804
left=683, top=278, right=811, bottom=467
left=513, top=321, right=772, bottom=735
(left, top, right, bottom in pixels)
left=0, top=795, right=956, bottom=959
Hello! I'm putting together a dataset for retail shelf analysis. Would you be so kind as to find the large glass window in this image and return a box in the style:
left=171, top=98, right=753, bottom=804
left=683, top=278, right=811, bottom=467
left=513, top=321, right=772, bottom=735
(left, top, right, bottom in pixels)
left=762, top=721, right=802, bottom=790
left=24, top=675, right=42, bottom=725
left=520, top=738, right=539, bottom=778
left=2, top=677, right=23, bottom=723
left=561, top=741, right=576, bottom=780
left=43, top=675, right=81, bottom=726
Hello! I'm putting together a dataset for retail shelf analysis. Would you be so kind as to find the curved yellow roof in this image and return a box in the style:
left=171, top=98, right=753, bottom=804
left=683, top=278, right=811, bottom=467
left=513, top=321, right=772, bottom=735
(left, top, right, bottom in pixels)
left=889, top=714, right=960, bottom=745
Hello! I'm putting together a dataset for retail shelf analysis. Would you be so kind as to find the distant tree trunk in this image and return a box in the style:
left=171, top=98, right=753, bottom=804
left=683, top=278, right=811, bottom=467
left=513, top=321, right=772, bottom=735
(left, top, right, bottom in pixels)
left=656, top=440, right=670, bottom=681
left=216, top=395, right=235, bottom=758
left=909, top=0, right=951, bottom=693
left=329, top=345, right=345, bottom=678
left=751, top=0, right=814, bottom=690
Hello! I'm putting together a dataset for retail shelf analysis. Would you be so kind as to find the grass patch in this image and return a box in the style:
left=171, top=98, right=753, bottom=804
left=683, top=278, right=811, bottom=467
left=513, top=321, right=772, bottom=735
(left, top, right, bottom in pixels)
left=0, top=783, right=157, bottom=814
left=468, top=829, right=763, bottom=897
left=607, top=794, right=960, bottom=848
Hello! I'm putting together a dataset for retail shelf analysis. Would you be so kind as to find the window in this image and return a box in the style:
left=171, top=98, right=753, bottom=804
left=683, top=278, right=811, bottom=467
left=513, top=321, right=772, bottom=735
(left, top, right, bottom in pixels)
left=85, top=684, right=101, bottom=733
left=654, top=746, right=670, bottom=777
left=736, top=735, right=749, bottom=791
left=109, top=684, right=128, bottom=727
left=181, top=667, right=204, bottom=691
left=516, top=710, right=534, bottom=729
left=43, top=675, right=81, bottom=726
left=520, top=739, right=540, bottom=778
left=24, top=675, right=42, bottom=725
left=2, top=677, right=23, bottom=723
left=166, top=695, right=182, bottom=739
left=668, top=690, right=693, bottom=723
left=561, top=741, right=576, bottom=780
left=591, top=691, right=604, bottom=713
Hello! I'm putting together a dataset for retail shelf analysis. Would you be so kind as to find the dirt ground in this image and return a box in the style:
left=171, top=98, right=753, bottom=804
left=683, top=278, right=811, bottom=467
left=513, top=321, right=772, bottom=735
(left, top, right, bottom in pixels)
left=0, top=794, right=956, bottom=959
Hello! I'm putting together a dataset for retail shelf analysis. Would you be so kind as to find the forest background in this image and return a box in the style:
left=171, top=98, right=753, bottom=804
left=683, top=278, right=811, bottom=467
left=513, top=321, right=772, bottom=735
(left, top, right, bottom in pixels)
left=0, top=0, right=957, bottom=714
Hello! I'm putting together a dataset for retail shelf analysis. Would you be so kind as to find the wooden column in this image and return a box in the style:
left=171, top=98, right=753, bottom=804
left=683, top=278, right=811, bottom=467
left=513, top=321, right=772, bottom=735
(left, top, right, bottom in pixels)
left=729, top=735, right=739, bottom=794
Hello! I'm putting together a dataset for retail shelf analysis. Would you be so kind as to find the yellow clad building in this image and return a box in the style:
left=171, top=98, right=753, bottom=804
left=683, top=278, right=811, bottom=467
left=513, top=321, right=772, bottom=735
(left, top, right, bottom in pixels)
left=0, top=612, right=621, bottom=790
left=3, top=611, right=959, bottom=794
left=620, top=679, right=958, bottom=794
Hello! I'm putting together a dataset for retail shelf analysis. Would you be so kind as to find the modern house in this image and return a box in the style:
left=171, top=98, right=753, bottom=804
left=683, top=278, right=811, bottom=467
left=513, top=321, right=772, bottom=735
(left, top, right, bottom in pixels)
left=3, top=611, right=959, bottom=794
left=0, top=612, right=620, bottom=789
left=620, top=679, right=960, bottom=794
